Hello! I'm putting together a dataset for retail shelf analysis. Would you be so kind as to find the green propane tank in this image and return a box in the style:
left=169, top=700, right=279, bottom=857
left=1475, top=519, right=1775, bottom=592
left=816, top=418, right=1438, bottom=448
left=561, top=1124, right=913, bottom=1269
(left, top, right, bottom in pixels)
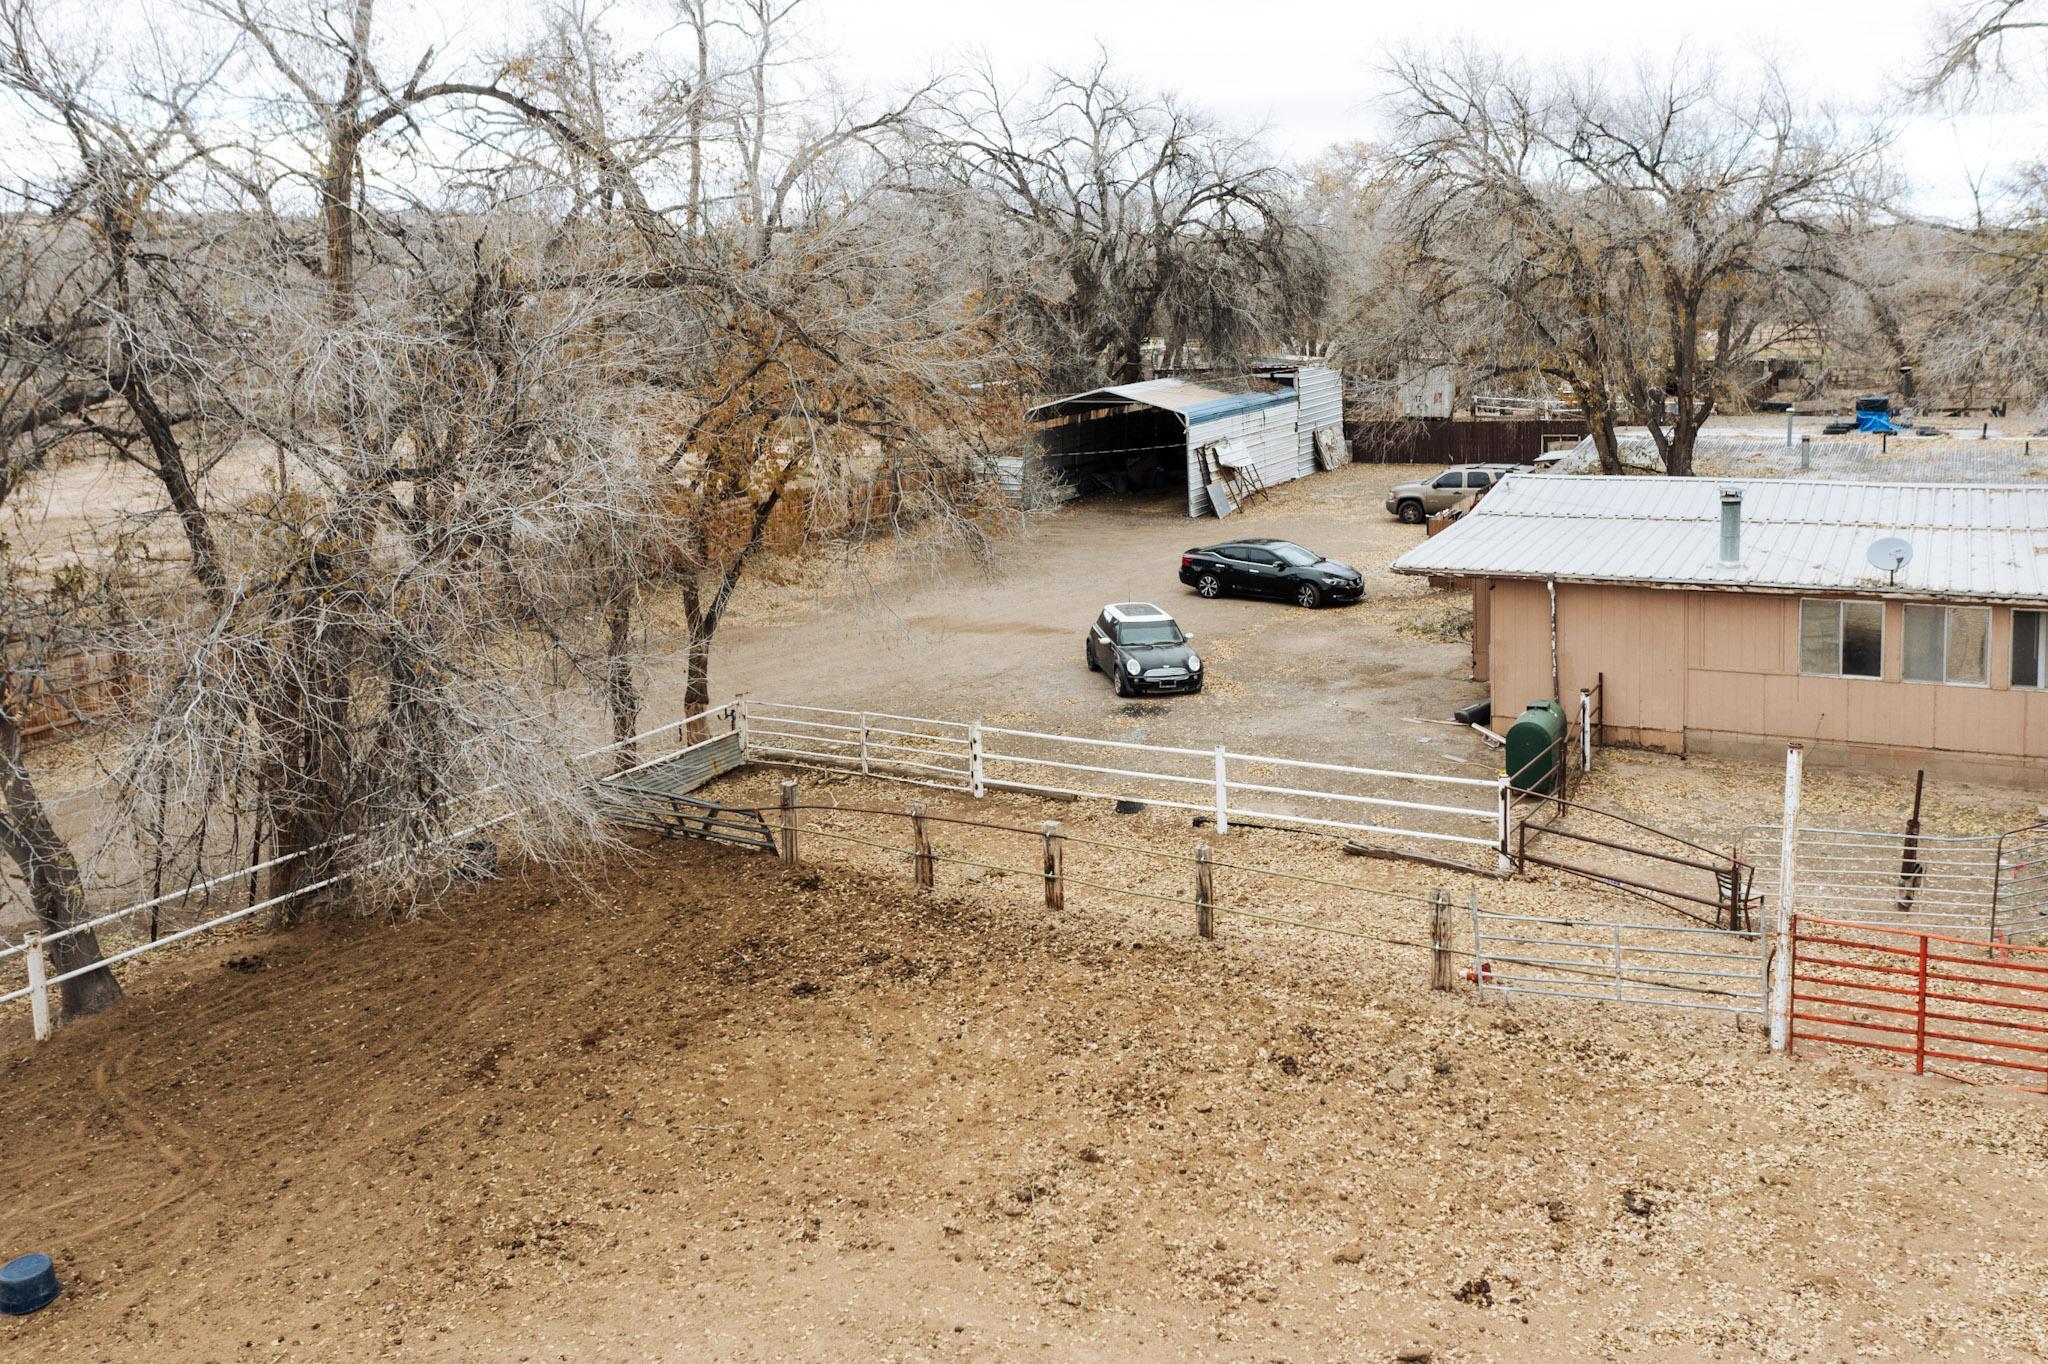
left=1505, top=699, right=1567, bottom=796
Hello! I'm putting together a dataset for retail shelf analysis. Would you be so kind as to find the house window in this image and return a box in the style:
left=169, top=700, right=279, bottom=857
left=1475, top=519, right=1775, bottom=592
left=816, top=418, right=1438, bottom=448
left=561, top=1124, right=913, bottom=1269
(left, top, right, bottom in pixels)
left=1799, top=599, right=1884, bottom=679
left=2016, top=610, right=2048, bottom=689
left=1902, top=604, right=1989, bottom=685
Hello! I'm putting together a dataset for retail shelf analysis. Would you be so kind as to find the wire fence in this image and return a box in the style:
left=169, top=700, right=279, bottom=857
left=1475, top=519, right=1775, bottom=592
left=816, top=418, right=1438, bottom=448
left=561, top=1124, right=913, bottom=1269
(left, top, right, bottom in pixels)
left=737, top=785, right=1777, bottom=1022
left=1735, top=822, right=2048, bottom=937
left=745, top=793, right=1464, bottom=964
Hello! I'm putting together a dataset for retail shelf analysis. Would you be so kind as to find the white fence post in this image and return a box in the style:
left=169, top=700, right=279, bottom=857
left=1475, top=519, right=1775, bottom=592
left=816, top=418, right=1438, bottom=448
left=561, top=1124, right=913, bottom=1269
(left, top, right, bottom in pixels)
left=734, top=698, right=751, bottom=759
left=25, top=933, right=51, bottom=1042
left=1578, top=688, right=1592, bottom=772
left=1213, top=746, right=1229, bottom=834
left=967, top=721, right=985, bottom=798
left=1496, top=774, right=1514, bottom=873
left=859, top=713, right=871, bottom=777
left=1769, top=743, right=1803, bottom=1053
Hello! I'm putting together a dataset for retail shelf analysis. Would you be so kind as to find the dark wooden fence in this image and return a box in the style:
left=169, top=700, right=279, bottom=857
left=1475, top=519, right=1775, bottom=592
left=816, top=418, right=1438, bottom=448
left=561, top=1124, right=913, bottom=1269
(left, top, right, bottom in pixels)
left=1348, top=417, right=1588, bottom=466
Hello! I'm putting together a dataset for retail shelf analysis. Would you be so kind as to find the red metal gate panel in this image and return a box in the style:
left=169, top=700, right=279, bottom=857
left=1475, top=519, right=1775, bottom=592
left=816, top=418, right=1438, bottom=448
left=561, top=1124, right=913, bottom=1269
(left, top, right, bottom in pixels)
left=1789, top=915, right=2048, bottom=1092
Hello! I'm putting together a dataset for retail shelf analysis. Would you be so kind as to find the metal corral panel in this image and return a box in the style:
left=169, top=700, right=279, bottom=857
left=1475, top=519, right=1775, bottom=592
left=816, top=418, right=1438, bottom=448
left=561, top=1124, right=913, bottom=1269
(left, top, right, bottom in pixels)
left=1291, top=367, right=1343, bottom=477
left=604, top=730, right=746, bottom=797
left=1391, top=475, right=2048, bottom=604
left=1187, top=403, right=1302, bottom=517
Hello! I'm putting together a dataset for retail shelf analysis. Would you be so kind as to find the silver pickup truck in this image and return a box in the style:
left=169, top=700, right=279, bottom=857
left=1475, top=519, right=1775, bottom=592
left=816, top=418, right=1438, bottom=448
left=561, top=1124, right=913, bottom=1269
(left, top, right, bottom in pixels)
left=1384, top=464, right=1520, bottom=523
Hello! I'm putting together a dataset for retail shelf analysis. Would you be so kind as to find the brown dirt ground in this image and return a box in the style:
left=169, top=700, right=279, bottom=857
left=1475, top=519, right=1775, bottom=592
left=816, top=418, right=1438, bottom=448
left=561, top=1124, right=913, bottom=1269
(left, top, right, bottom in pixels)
left=4, top=817, right=2048, bottom=1363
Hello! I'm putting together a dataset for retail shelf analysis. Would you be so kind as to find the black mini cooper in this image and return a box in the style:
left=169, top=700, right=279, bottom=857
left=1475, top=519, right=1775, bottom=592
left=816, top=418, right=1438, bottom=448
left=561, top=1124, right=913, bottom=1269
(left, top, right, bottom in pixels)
left=1178, top=538, right=1363, bottom=608
left=1085, top=602, right=1203, bottom=696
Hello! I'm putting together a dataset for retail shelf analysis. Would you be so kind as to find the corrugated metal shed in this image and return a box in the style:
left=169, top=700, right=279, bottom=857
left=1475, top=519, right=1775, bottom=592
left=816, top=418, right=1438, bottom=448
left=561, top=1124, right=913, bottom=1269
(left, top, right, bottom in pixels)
left=1390, top=474, right=2048, bottom=604
left=1026, top=368, right=1344, bottom=518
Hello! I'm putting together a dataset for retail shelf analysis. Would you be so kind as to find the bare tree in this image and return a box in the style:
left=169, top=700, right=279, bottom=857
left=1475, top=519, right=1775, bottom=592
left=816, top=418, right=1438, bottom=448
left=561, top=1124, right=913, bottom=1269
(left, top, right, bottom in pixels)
left=0, top=0, right=1029, bottom=1032
left=929, top=53, right=1322, bottom=392
left=1383, top=50, right=1882, bottom=474
left=1924, top=0, right=2048, bottom=96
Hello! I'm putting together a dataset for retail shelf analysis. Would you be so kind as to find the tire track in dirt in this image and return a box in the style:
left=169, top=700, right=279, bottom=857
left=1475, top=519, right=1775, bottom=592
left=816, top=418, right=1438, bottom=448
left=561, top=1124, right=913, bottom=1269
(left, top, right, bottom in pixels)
left=68, top=1051, right=223, bottom=1245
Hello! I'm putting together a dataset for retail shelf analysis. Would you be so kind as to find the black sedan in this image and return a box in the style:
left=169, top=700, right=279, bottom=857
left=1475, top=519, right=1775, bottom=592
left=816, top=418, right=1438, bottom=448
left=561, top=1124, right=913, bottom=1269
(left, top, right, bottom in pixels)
left=1178, top=538, right=1364, bottom=608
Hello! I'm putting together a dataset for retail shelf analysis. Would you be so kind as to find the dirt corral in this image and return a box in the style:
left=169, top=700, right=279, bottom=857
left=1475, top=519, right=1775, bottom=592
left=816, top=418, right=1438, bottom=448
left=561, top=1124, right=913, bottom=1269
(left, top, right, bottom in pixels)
left=4, top=822, right=2047, bottom=1363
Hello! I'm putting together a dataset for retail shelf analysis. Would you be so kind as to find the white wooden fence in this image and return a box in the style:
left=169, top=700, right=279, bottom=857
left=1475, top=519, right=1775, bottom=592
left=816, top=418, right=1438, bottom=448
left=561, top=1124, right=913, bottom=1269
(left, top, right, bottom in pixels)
left=741, top=700, right=1512, bottom=854
left=5, top=697, right=1523, bottom=1038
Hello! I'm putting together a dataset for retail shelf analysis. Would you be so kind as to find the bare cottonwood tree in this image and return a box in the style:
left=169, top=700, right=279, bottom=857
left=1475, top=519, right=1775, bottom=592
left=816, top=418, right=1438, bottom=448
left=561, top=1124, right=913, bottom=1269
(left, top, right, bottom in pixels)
left=500, top=0, right=1021, bottom=736
left=1383, top=50, right=1882, bottom=474
left=1900, top=0, right=2048, bottom=409
left=930, top=54, right=1322, bottom=393
left=0, top=0, right=1045, bottom=1031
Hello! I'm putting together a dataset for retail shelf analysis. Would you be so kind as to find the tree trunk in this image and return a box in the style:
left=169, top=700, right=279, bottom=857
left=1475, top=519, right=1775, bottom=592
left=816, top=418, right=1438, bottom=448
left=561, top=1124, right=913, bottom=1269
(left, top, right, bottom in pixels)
left=680, top=582, right=714, bottom=744
left=0, top=702, right=120, bottom=1018
left=1663, top=430, right=1695, bottom=477
left=604, top=582, right=639, bottom=772
left=270, top=586, right=352, bottom=916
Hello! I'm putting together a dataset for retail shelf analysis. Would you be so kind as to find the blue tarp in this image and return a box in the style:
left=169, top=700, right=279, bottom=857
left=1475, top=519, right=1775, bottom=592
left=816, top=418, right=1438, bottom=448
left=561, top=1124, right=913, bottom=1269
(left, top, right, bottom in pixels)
left=1855, top=410, right=1903, bottom=434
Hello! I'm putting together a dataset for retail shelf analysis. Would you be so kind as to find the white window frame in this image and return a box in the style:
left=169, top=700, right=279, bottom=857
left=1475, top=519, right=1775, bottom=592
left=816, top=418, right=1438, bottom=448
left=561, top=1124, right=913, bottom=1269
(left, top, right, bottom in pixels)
left=1799, top=598, right=1885, bottom=680
left=2014, top=609, right=2048, bottom=690
left=1901, top=603, right=1991, bottom=687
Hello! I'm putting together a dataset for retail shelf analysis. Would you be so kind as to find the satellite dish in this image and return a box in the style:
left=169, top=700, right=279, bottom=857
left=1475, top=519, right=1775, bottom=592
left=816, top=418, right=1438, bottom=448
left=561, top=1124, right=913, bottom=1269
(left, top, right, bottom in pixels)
left=1868, top=537, right=1914, bottom=584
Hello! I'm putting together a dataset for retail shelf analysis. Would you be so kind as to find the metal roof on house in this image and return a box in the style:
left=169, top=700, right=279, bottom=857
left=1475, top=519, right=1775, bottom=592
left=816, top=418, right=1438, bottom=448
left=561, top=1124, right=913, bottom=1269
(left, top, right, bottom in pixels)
left=1389, top=474, right=2048, bottom=604
left=1026, top=377, right=1294, bottom=426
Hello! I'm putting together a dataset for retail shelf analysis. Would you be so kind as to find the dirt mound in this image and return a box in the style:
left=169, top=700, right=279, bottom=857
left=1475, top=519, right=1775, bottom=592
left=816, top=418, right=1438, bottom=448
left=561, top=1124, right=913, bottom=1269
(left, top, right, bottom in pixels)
left=3, top=836, right=2046, bottom=1361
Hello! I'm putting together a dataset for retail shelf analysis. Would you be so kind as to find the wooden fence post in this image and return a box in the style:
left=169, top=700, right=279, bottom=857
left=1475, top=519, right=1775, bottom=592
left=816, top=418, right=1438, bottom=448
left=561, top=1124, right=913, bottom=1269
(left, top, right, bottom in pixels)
left=912, top=805, right=934, bottom=889
left=1429, top=889, right=1452, bottom=991
left=1043, top=820, right=1064, bottom=910
left=1195, top=845, right=1214, bottom=939
left=25, top=933, right=51, bottom=1042
left=779, top=779, right=799, bottom=866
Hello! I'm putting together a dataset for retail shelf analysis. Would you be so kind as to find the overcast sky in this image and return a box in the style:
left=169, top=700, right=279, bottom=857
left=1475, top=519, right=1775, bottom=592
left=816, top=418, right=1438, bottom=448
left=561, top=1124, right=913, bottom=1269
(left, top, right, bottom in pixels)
left=804, top=0, right=2039, bottom=220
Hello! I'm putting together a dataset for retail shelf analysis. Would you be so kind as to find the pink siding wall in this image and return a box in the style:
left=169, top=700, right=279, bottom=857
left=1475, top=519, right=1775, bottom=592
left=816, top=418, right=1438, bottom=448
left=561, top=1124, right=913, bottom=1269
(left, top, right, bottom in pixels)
left=1483, top=582, right=2048, bottom=778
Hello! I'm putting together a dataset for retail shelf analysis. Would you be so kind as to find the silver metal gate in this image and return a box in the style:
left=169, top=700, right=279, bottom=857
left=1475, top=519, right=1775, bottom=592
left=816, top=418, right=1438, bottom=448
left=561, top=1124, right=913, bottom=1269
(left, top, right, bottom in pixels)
left=1469, top=908, right=1767, bottom=1017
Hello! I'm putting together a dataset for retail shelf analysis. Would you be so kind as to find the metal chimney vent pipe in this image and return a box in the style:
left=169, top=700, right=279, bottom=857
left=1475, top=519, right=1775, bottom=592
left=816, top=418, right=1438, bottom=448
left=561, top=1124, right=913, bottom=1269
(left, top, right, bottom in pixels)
left=1719, top=488, right=1743, bottom=565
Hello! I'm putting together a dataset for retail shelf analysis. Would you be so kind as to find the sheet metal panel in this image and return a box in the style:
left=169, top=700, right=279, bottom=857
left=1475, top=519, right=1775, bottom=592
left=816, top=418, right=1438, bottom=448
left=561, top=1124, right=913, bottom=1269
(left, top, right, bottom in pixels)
left=1188, top=404, right=1303, bottom=516
left=1025, top=377, right=1290, bottom=422
left=1392, top=474, right=2048, bottom=604
left=1291, top=367, right=1343, bottom=478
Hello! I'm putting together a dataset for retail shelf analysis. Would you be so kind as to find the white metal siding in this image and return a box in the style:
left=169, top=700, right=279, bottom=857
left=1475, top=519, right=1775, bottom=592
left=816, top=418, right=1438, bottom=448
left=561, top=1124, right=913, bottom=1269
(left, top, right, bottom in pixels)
left=1293, top=367, right=1343, bottom=477
left=1186, top=404, right=1302, bottom=517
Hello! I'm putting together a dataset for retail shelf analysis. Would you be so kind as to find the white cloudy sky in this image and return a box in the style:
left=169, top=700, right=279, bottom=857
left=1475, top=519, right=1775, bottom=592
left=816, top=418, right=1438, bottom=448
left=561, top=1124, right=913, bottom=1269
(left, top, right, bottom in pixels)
left=41, top=0, right=2045, bottom=220
left=801, top=0, right=2040, bottom=220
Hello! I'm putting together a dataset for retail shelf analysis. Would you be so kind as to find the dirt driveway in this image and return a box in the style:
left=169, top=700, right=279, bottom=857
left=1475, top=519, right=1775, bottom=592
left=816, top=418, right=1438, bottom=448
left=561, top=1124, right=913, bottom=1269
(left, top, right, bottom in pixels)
left=678, top=462, right=1494, bottom=775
